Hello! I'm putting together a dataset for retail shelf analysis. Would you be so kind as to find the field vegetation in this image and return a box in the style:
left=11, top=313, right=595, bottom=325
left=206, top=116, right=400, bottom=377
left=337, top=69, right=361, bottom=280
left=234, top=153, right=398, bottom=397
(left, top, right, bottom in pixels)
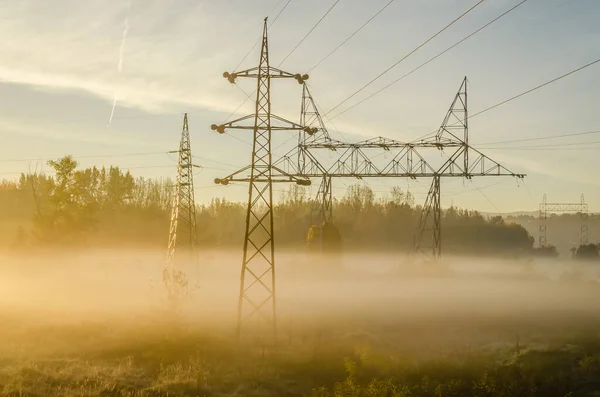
left=0, top=306, right=599, bottom=396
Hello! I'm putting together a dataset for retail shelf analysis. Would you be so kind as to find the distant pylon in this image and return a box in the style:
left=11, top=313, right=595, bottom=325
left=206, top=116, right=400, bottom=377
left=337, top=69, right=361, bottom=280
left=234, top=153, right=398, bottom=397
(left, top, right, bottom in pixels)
left=164, top=113, right=199, bottom=307
left=538, top=194, right=589, bottom=248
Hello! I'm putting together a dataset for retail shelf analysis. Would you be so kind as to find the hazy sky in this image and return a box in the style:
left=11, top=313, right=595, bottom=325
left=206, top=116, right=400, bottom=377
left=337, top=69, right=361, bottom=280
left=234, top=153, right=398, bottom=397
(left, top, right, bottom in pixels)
left=0, top=0, right=598, bottom=213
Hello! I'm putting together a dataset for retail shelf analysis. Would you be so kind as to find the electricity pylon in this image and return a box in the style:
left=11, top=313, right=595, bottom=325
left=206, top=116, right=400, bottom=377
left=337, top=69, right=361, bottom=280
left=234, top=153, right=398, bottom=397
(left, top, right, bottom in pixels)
left=273, top=77, right=525, bottom=260
left=538, top=194, right=588, bottom=248
left=212, top=18, right=310, bottom=340
left=164, top=113, right=199, bottom=308
left=414, top=78, right=468, bottom=260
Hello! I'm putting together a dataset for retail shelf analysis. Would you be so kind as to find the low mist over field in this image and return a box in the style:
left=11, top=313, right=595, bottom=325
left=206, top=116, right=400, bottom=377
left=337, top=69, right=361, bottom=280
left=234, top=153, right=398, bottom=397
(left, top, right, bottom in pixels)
left=1, top=250, right=599, bottom=396
left=2, top=249, right=599, bottom=331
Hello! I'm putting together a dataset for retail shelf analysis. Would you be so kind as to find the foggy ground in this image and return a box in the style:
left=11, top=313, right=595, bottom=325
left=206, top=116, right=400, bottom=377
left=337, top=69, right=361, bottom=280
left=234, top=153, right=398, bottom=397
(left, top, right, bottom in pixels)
left=1, top=249, right=599, bottom=326
left=0, top=250, right=599, bottom=395
left=1, top=249, right=599, bottom=341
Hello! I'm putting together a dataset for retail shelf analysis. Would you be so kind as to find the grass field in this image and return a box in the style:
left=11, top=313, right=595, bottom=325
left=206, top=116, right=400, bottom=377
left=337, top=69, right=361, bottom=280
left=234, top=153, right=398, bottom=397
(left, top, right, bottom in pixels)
left=0, top=251, right=599, bottom=396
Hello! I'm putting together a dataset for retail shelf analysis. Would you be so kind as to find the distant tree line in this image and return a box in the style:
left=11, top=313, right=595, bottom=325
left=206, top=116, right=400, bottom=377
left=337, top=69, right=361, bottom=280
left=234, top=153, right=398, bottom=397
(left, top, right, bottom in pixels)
left=507, top=213, right=600, bottom=259
left=0, top=156, right=544, bottom=256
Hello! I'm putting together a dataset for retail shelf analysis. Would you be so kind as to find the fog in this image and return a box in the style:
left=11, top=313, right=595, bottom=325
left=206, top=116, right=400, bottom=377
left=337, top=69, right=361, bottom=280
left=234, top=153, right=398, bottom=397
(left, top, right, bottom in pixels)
left=1, top=249, right=599, bottom=334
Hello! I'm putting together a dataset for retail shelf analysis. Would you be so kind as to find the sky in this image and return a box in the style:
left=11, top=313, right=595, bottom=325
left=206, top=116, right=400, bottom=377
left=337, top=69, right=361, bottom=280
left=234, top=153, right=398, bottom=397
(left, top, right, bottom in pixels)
left=0, top=0, right=598, bottom=213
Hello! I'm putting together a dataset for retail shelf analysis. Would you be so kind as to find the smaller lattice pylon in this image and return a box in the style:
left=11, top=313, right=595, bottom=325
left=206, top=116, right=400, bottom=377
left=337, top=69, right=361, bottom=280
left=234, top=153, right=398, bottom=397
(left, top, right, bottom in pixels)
left=538, top=194, right=589, bottom=249
left=164, top=113, right=200, bottom=308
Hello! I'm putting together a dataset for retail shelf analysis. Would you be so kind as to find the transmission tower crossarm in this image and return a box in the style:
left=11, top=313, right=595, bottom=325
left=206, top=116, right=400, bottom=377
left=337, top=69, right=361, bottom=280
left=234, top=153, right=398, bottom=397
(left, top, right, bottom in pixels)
left=543, top=203, right=588, bottom=210
left=302, top=136, right=465, bottom=150
left=464, top=146, right=525, bottom=177
left=212, top=114, right=309, bottom=132
left=224, top=66, right=306, bottom=80
left=214, top=164, right=311, bottom=185
left=274, top=147, right=329, bottom=176
left=301, top=138, right=347, bottom=149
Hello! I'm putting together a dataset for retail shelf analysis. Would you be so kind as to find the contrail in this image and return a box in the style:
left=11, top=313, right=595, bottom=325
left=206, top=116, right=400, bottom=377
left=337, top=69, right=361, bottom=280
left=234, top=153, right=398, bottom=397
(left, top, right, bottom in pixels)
left=108, top=1, right=131, bottom=125
left=108, top=97, right=118, bottom=124
left=118, top=16, right=130, bottom=73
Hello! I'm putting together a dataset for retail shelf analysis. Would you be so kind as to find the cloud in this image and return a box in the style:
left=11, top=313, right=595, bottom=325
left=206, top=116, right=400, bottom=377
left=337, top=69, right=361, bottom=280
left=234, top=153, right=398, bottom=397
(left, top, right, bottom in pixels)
left=0, top=0, right=251, bottom=116
left=0, top=115, right=163, bottom=149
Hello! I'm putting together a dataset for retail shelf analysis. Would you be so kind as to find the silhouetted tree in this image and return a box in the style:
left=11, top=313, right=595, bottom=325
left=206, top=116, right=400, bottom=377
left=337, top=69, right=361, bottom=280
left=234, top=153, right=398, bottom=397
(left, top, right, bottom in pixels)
left=574, top=244, right=599, bottom=260
left=0, top=164, right=538, bottom=255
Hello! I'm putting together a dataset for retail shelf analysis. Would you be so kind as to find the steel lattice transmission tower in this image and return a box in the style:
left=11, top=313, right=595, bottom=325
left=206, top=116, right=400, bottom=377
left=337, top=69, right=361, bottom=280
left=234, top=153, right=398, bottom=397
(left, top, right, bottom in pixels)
left=212, top=18, right=310, bottom=339
left=538, top=193, right=588, bottom=248
left=164, top=113, right=199, bottom=307
left=271, top=77, right=524, bottom=260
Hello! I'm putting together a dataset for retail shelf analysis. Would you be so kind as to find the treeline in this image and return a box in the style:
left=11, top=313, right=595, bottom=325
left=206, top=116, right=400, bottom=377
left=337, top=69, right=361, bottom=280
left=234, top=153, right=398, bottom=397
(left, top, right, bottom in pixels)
left=0, top=156, right=537, bottom=255
left=506, top=213, right=600, bottom=257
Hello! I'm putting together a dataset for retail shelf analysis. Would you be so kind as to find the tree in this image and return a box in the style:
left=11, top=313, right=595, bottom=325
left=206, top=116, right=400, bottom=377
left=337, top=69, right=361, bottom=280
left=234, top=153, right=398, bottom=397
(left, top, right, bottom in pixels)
left=389, top=186, right=414, bottom=207
left=574, top=244, right=599, bottom=261
left=34, top=156, right=98, bottom=244
left=343, top=184, right=375, bottom=212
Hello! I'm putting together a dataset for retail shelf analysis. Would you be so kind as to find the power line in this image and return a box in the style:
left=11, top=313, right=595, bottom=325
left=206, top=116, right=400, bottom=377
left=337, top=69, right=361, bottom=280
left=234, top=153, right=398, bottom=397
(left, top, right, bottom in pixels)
left=481, top=146, right=600, bottom=151
left=413, top=56, right=600, bottom=143
left=224, top=2, right=296, bottom=129
left=270, top=0, right=294, bottom=26
left=192, top=155, right=242, bottom=170
left=273, top=133, right=299, bottom=151
left=0, top=151, right=242, bottom=178
left=329, top=0, right=529, bottom=120
left=445, top=182, right=504, bottom=197
left=232, top=41, right=260, bottom=75
left=221, top=83, right=255, bottom=124
left=231, top=0, right=294, bottom=72
left=0, top=151, right=171, bottom=164
left=325, top=0, right=486, bottom=117
left=223, top=131, right=254, bottom=147
left=307, top=0, right=397, bottom=73
left=469, top=57, right=600, bottom=120
left=0, top=162, right=243, bottom=178
left=474, top=183, right=501, bottom=211
left=476, top=129, right=600, bottom=146
left=277, top=0, right=343, bottom=68
left=0, top=164, right=178, bottom=177
left=306, top=84, right=348, bottom=141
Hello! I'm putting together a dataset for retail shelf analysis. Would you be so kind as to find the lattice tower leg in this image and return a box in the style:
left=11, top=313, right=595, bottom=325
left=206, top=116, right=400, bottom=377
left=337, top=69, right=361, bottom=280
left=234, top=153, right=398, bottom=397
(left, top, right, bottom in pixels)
left=432, top=176, right=441, bottom=260
left=313, top=176, right=333, bottom=250
left=414, top=176, right=441, bottom=260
